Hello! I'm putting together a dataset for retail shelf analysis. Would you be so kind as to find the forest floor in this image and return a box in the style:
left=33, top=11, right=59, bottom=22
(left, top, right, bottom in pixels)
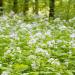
left=0, top=14, right=75, bottom=75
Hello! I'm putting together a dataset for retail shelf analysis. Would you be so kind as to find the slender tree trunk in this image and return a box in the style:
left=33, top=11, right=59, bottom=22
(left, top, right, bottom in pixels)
left=0, top=0, right=3, bottom=15
left=33, top=1, right=35, bottom=13
left=44, top=0, right=47, bottom=16
left=0, top=0, right=2, bottom=7
left=34, top=0, right=38, bottom=15
left=23, top=0, right=29, bottom=15
left=49, top=0, right=55, bottom=19
left=66, top=0, right=71, bottom=20
left=60, top=0, right=62, bottom=6
left=13, top=0, right=18, bottom=13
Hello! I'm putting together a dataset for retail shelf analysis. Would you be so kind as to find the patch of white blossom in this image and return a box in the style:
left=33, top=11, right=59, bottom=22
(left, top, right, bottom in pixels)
left=1, top=71, right=9, bottom=75
left=48, top=58, right=60, bottom=66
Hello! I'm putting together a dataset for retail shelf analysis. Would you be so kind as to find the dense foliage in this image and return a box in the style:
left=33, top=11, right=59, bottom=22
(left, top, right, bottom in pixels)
left=0, top=0, right=75, bottom=75
left=0, top=13, right=75, bottom=75
left=0, top=0, right=75, bottom=19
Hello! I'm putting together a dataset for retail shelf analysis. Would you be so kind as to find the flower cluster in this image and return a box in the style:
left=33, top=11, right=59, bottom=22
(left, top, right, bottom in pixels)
left=0, top=14, right=75, bottom=75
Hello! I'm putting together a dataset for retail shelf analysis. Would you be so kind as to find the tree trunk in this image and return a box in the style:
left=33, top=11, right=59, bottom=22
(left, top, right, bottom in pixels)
left=23, top=0, right=29, bottom=15
left=66, top=0, right=71, bottom=20
left=49, top=0, right=55, bottom=19
left=34, top=0, right=38, bottom=15
left=13, top=0, right=18, bottom=13
left=0, top=0, right=3, bottom=15
left=0, top=0, right=2, bottom=7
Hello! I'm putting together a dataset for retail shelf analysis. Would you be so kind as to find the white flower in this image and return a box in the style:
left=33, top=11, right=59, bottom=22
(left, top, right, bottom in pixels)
left=48, top=58, right=60, bottom=66
left=17, top=20, right=22, bottom=24
left=59, top=25, right=66, bottom=30
left=28, top=38, right=37, bottom=45
left=51, top=59, right=60, bottom=66
left=28, top=55, right=37, bottom=60
left=10, top=32, right=16, bottom=38
left=56, top=73, right=61, bottom=75
left=69, top=19, right=72, bottom=22
left=31, top=61, right=37, bottom=70
left=20, top=23, right=26, bottom=28
left=34, top=32, right=42, bottom=37
left=70, top=33, right=75, bottom=38
left=2, top=15, right=8, bottom=20
left=4, top=49, right=11, bottom=55
left=44, top=18, right=48, bottom=21
left=26, top=24, right=32, bottom=29
left=47, top=40, right=55, bottom=47
left=56, top=40, right=62, bottom=43
left=1, top=71, right=9, bottom=75
left=68, top=50, right=72, bottom=55
left=9, top=11, right=15, bottom=17
left=35, top=47, right=44, bottom=53
left=47, top=41, right=53, bottom=47
left=34, top=32, right=45, bottom=39
left=16, top=47, right=21, bottom=53
left=16, top=47, right=20, bottom=50
left=45, top=30, right=51, bottom=36
left=30, top=35, right=34, bottom=39
left=0, top=26, right=3, bottom=32
left=32, top=0, right=35, bottom=3
left=6, top=23, right=10, bottom=27
left=10, top=32, right=19, bottom=40
left=61, top=45, right=66, bottom=48
left=48, top=58, right=54, bottom=63
left=22, top=73, right=29, bottom=75
left=35, top=47, right=50, bottom=57
left=40, top=43, right=46, bottom=47
left=69, top=17, right=75, bottom=22
left=64, top=59, right=69, bottom=66
left=43, top=50, right=50, bottom=57
left=31, top=22, right=38, bottom=27
left=33, top=14, right=41, bottom=19
left=0, top=64, right=2, bottom=67
left=71, top=43, right=75, bottom=48
left=54, top=18, right=60, bottom=22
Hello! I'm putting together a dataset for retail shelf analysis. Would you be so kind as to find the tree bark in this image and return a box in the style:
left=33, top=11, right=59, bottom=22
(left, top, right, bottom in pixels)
left=13, top=0, right=18, bottom=13
left=0, top=0, right=3, bottom=15
left=49, top=0, right=55, bottom=19
left=66, top=0, right=71, bottom=20
left=0, top=0, right=2, bottom=7
left=23, top=0, right=29, bottom=15
left=34, top=0, right=38, bottom=15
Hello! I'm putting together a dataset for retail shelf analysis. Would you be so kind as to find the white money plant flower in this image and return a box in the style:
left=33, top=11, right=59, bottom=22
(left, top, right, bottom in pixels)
left=48, top=58, right=60, bottom=66
left=70, top=33, right=75, bottom=38
left=1, top=71, right=9, bottom=75
left=28, top=55, right=37, bottom=60
left=31, top=61, right=40, bottom=70
left=47, top=40, right=55, bottom=47
left=35, top=47, right=50, bottom=57
left=45, top=30, right=51, bottom=36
